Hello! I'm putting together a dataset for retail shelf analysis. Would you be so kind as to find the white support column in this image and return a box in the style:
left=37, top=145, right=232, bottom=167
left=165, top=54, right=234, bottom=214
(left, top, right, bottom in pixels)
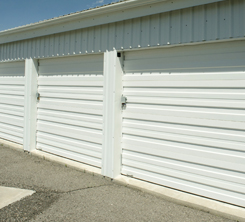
left=102, top=50, right=123, bottom=178
left=23, top=59, right=38, bottom=152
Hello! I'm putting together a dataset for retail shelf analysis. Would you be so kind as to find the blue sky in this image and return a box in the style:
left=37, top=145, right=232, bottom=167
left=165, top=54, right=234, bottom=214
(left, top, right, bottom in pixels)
left=0, top=0, right=115, bottom=31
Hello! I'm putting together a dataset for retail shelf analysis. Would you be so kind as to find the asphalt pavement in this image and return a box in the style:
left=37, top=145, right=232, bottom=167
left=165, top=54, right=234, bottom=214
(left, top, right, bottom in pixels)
left=0, top=145, right=235, bottom=222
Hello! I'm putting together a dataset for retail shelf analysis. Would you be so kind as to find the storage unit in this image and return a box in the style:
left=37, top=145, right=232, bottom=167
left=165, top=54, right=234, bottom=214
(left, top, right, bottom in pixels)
left=36, top=55, right=104, bottom=167
left=0, top=0, right=245, bottom=212
left=0, top=61, right=25, bottom=144
left=121, top=40, right=245, bottom=206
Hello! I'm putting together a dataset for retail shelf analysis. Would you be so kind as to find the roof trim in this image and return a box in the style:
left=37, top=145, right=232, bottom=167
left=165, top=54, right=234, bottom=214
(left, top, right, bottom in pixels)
left=0, top=0, right=157, bottom=35
left=0, top=0, right=222, bottom=45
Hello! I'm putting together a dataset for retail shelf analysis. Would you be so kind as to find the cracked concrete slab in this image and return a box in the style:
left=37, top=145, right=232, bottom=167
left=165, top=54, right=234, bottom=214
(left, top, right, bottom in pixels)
left=0, top=186, right=35, bottom=209
left=0, top=145, right=236, bottom=222
left=0, top=147, right=110, bottom=192
left=31, top=185, right=233, bottom=222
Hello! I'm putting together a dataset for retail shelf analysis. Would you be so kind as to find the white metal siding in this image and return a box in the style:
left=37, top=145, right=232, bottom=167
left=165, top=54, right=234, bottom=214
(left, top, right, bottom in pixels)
left=1, top=0, right=245, bottom=61
left=36, top=55, right=104, bottom=168
left=121, top=40, right=245, bottom=207
left=0, top=62, right=25, bottom=144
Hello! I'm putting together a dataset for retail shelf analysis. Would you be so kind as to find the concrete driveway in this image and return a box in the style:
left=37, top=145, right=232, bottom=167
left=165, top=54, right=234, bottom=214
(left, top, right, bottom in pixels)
left=0, top=145, right=235, bottom=222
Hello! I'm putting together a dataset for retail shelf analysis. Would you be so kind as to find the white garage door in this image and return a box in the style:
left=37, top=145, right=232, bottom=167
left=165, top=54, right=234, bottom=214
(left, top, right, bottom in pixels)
left=121, top=41, right=245, bottom=207
left=36, top=55, right=103, bottom=168
left=0, top=61, right=25, bottom=144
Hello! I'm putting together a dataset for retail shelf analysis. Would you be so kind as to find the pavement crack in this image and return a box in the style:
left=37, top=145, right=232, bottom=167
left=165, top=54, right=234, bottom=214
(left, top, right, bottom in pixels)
left=65, top=184, right=113, bottom=194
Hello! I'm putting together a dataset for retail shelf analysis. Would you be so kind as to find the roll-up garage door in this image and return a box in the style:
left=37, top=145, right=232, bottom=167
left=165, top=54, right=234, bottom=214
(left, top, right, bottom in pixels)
left=36, top=55, right=103, bottom=168
left=121, top=41, right=245, bottom=207
left=0, top=61, right=25, bottom=144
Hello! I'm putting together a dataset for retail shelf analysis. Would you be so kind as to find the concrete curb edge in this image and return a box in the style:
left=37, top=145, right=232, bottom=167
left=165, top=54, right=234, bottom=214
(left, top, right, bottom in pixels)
left=1, top=139, right=244, bottom=221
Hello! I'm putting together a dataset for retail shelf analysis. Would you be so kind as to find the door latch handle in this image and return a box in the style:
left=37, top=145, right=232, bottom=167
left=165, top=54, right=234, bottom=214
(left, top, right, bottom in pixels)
left=36, top=93, right=40, bottom=101
left=121, top=95, right=127, bottom=109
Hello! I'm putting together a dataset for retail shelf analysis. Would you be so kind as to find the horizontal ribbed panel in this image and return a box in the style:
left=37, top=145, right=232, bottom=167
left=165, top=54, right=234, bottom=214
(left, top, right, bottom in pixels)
left=0, top=62, right=25, bottom=144
left=36, top=55, right=103, bottom=168
left=121, top=40, right=245, bottom=207
left=39, top=54, right=103, bottom=76
left=0, top=0, right=245, bottom=61
left=0, top=61, right=25, bottom=76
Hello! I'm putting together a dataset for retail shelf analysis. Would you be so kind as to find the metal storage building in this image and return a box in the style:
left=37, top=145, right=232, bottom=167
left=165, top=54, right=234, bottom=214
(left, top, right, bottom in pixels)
left=0, top=0, right=245, bottom=214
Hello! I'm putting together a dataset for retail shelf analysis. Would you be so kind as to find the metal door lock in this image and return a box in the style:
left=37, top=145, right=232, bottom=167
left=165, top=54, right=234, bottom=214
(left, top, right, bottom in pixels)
left=36, top=93, right=40, bottom=101
left=121, top=95, right=127, bottom=109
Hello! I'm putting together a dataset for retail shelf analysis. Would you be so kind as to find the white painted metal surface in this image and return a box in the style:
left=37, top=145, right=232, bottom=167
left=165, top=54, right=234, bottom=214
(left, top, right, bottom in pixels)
left=0, top=0, right=223, bottom=44
left=36, top=54, right=104, bottom=168
left=23, top=59, right=38, bottom=152
left=0, top=61, right=25, bottom=144
left=121, top=40, right=245, bottom=207
left=1, top=0, right=244, bottom=61
left=102, top=51, right=123, bottom=178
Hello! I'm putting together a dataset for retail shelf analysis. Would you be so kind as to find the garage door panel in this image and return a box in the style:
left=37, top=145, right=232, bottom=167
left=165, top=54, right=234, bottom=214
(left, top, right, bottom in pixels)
left=123, top=80, right=245, bottom=88
left=38, top=109, right=102, bottom=124
left=36, top=142, right=101, bottom=167
left=126, top=97, right=245, bottom=109
left=39, top=54, right=103, bottom=76
left=38, top=76, right=103, bottom=86
left=123, top=127, right=245, bottom=151
left=124, top=88, right=245, bottom=100
left=123, top=112, right=245, bottom=131
left=38, top=86, right=103, bottom=95
left=122, top=41, right=245, bottom=207
left=123, top=119, right=245, bottom=143
left=122, top=137, right=245, bottom=172
left=122, top=158, right=245, bottom=194
left=0, top=85, right=25, bottom=92
left=37, top=121, right=102, bottom=144
left=0, top=77, right=25, bottom=85
left=0, top=111, right=24, bottom=127
left=0, top=104, right=24, bottom=117
left=123, top=72, right=245, bottom=81
left=0, top=62, right=25, bottom=76
left=38, top=115, right=102, bottom=130
left=124, top=42, right=245, bottom=73
left=36, top=55, right=103, bottom=168
left=125, top=105, right=245, bottom=122
left=38, top=98, right=103, bottom=115
left=0, top=63, right=24, bottom=145
left=0, top=123, right=24, bottom=139
left=0, top=90, right=25, bottom=96
left=0, top=132, right=23, bottom=144
left=0, top=95, right=24, bottom=106
left=122, top=151, right=245, bottom=185
left=37, top=134, right=101, bottom=159
left=39, top=92, right=103, bottom=101
left=37, top=132, right=102, bottom=154
left=121, top=166, right=245, bottom=207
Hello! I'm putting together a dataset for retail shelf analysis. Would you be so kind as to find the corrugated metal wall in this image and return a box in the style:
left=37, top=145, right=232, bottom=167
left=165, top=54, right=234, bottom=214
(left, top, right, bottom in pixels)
left=0, top=61, right=25, bottom=144
left=36, top=55, right=104, bottom=167
left=0, top=0, right=244, bottom=61
left=121, top=40, right=245, bottom=207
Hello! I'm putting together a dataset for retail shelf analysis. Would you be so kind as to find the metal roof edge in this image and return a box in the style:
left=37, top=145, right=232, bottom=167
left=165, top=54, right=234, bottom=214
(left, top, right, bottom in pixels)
left=0, top=0, right=222, bottom=45
left=0, top=0, right=158, bottom=36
